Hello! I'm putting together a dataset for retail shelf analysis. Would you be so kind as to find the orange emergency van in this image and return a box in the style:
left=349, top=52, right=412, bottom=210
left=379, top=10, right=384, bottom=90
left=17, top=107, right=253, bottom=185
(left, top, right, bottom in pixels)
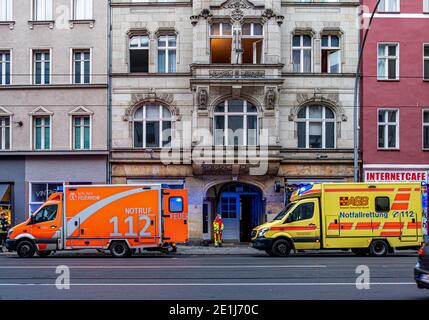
left=6, top=184, right=188, bottom=258
left=251, top=182, right=424, bottom=257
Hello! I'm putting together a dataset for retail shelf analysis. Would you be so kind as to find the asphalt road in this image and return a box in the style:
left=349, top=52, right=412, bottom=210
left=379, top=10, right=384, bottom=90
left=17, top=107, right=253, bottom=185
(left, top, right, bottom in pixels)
left=0, top=251, right=428, bottom=300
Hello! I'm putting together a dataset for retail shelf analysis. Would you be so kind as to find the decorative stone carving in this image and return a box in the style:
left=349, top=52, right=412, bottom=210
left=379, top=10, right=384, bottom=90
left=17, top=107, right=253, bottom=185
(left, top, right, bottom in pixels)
left=125, top=90, right=179, bottom=121
left=291, top=93, right=347, bottom=122
left=221, top=0, right=253, bottom=9
left=209, top=70, right=234, bottom=78
left=265, top=88, right=276, bottom=110
left=209, top=69, right=265, bottom=79
left=241, top=70, right=265, bottom=78
left=230, top=8, right=244, bottom=22
left=198, top=88, right=208, bottom=110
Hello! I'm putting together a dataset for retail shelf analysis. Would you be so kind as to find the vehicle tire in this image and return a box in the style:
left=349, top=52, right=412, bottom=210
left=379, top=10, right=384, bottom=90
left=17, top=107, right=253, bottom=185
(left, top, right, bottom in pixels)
left=351, top=248, right=369, bottom=256
left=109, top=242, right=131, bottom=258
left=369, top=240, right=389, bottom=257
left=16, top=240, right=36, bottom=258
left=272, top=239, right=292, bottom=257
left=37, top=250, right=52, bottom=258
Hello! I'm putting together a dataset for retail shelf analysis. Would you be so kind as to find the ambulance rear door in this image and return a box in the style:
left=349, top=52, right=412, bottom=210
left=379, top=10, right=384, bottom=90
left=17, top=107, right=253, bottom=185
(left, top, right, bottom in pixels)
left=162, top=189, right=188, bottom=243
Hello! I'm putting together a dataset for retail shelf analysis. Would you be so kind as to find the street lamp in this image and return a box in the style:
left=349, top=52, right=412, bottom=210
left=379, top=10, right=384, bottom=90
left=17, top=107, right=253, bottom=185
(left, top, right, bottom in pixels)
left=353, top=0, right=382, bottom=182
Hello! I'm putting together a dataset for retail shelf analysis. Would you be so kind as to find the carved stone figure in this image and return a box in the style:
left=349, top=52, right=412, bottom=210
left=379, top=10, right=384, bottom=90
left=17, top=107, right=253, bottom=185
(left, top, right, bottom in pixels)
left=265, top=89, right=276, bottom=110
left=198, top=89, right=208, bottom=110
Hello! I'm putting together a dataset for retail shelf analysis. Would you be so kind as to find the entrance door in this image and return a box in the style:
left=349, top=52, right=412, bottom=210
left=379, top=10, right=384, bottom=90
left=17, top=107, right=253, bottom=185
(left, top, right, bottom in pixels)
left=219, top=193, right=240, bottom=241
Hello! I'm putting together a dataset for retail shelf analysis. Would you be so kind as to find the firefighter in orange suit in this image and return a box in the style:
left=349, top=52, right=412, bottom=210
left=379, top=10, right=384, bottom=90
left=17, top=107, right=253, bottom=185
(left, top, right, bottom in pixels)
left=213, top=214, right=224, bottom=247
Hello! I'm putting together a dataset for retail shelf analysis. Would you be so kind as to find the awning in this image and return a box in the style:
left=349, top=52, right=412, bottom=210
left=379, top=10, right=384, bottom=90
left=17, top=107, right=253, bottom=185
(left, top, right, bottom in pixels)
left=0, top=184, right=10, bottom=203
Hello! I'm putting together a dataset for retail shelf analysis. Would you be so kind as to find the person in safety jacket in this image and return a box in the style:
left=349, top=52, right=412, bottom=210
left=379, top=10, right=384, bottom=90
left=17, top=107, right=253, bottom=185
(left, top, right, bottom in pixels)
left=213, top=213, right=224, bottom=247
left=0, top=211, right=10, bottom=251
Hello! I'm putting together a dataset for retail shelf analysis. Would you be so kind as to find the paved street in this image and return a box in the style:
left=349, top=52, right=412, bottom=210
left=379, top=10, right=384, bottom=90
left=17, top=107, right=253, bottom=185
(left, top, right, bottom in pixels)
left=0, top=251, right=428, bottom=300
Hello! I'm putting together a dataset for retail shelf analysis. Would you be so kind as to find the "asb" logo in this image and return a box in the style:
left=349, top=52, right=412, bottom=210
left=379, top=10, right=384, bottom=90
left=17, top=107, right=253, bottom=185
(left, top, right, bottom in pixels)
left=340, top=196, right=369, bottom=207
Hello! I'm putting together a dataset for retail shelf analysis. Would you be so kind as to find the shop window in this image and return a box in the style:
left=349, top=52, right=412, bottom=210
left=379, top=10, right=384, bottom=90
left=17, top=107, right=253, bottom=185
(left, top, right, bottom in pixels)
left=321, top=35, right=341, bottom=73
left=29, top=182, right=63, bottom=214
left=0, top=184, right=12, bottom=225
left=129, top=35, right=149, bottom=73
left=375, top=197, right=390, bottom=212
left=210, top=23, right=232, bottom=64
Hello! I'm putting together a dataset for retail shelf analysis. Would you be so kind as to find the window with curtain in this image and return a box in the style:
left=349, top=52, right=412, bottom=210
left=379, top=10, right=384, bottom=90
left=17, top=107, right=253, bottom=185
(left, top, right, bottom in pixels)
left=292, top=35, right=312, bottom=73
left=33, top=0, right=53, bottom=20
left=378, top=109, right=399, bottom=149
left=378, top=0, right=400, bottom=12
left=0, top=116, right=10, bottom=150
left=0, top=0, right=12, bottom=21
left=133, top=105, right=172, bottom=148
left=158, top=35, right=177, bottom=73
left=73, top=0, right=93, bottom=20
left=213, top=99, right=258, bottom=146
left=297, top=105, right=336, bottom=149
left=377, top=43, right=399, bottom=80
left=0, top=51, right=11, bottom=85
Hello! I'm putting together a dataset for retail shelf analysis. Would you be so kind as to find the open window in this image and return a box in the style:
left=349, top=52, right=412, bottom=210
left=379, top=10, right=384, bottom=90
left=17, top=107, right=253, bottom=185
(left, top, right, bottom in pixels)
left=321, top=35, right=341, bottom=73
left=241, top=23, right=263, bottom=64
left=210, top=22, right=232, bottom=63
left=129, top=35, right=149, bottom=73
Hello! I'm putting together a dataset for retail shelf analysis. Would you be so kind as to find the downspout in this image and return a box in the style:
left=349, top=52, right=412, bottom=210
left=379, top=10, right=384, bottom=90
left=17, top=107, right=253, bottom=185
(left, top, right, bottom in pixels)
left=107, top=0, right=113, bottom=184
left=353, top=0, right=381, bottom=182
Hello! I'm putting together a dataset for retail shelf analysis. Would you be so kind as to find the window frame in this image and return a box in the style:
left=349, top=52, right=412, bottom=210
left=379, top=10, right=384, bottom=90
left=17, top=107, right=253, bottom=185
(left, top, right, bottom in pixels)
left=321, top=34, right=341, bottom=74
left=292, top=34, right=313, bottom=73
left=32, top=0, right=53, bottom=21
left=72, top=48, right=91, bottom=84
left=424, top=0, right=429, bottom=13
left=209, top=22, right=233, bottom=64
left=0, top=115, right=11, bottom=151
left=32, top=49, right=51, bottom=85
left=297, top=105, right=336, bottom=149
left=0, top=50, right=11, bottom=85
left=377, top=108, right=400, bottom=150
left=241, top=22, right=264, bottom=64
left=132, top=104, right=172, bottom=149
left=377, top=42, right=399, bottom=81
left=423, top=109, right=429, bottom=150
left=72, top=115, right=92, bottom=150
left=0, top=0, right=12, bottom=21
left=375, top=196, right=390, bottom=212
left=213, top=99, right=259, bottom=147
left=29, top=182, right=63, bottom=215
left=378, top=0, right=400, bottom=13
left=157, top=34, right=177, bottom=74
left=72, top=0, right=93, bottom=20
left=32, top=115, right=52, bottom=150
left=129, top=35, right=150, bottom=73
left=424, top=43, right=429, bottom=81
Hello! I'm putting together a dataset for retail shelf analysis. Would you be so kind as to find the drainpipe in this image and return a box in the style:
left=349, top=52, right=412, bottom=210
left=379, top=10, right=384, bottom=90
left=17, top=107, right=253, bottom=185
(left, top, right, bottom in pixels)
left=353, top=0, right=382, bottom=182
left=107, top=0, right=113, bottom=184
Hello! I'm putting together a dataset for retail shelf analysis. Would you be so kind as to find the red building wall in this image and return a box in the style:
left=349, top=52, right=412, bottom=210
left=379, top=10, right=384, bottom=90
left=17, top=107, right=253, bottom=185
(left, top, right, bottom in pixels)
left=362, top=0, right=429, bottom=168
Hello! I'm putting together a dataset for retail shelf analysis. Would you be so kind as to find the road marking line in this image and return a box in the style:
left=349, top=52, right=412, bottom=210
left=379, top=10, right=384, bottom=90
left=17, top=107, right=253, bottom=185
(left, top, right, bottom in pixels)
left=0, top=265, right=327, bottom=269
left=0, top=282, right=416, bottom=286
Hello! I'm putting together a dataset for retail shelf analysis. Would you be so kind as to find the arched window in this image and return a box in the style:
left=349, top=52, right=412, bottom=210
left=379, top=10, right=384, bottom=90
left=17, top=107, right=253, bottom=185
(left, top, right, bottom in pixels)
left=214, top=99, right=258, bottom=146
left=133, top=104, right=172, bottom=148
left=297, top=105, right=335, bottom=149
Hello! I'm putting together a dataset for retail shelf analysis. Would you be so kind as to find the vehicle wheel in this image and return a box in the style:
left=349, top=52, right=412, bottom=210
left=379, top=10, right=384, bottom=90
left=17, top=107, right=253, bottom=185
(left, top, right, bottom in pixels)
left=369, top=240, right=389, bottom=257
left=109, top=242, right=131, bottom=258
left=272, top=239, right=292, bottom=257
left=351, top=248, right=369, bottom=256
left=37, top=250, right=52, bottom=258
left=17, top=240, right=36, bottom=258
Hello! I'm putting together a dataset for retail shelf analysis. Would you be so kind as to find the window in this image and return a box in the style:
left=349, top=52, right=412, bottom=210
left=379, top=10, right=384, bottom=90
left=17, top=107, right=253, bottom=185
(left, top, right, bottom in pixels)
left=0, top=116, right=10, bottom=150
left=0, top=0, right=12, bottom=21
left=425, top=0, right=429, bottom=13
left=73, top=0, right=92, bottom=20
left=321, top=35, right=341, bottom=73
left=158, top=35, right=176, bottom=73
left=33, top=116, right=51, bottom=150
left=378, top=109, right=399, bottom=149
left=32, top=204, right=58, bottom=224
left=378, top=0, right=400, bottom=12
left=33, top=50, right=50, bottom=85
left=378, top=43, right=399, bottom=80
left=73, top=116, right=90, bottom=150
left=424, top=44, right=429, bottom=80
left=33, top=0, right=53, bottom=20
left=210, top=22, right=232, bottom=63
left=424, top=110, right=429, bottom=149
left=133, top=105, right=172, bottom=148
left=169, top=197, right=183, bottom=213
left=29, top=183, right=62, bottom=214
left=129, top=35, right=149, bottom=73
left=0, top=51, right=10, bottom=85
left=241, top=23, right=263, bottom=64
left=214, top=99, right=258, bottom=146
left=293, top=35, right=312, bottom=73
left=285, top=202, right=315, bottom=223
left=297, top=105, right=335, bottom=149
left=73, top=50, right=90, bottom=84
left=375, top=197, right=390, bottom=212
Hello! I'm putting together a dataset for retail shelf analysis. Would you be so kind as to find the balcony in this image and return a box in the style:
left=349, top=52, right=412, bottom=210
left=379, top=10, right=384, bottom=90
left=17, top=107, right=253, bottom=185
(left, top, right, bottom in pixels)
left=190, top=63, right=285, bottom=87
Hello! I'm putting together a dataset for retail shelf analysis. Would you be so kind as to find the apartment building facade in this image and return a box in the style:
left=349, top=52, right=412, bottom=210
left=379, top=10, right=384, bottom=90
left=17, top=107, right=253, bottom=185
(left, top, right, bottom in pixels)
left=0, top=0, right=108, bottom=224
left=109, top=0, right=359, bottom=242
left=361, top=0, right=429, bottom=189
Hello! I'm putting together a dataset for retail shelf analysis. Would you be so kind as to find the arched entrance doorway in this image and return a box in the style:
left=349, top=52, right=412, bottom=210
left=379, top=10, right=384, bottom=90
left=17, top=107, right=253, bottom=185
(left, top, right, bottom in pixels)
left=205, top=182, right=265, bottom=242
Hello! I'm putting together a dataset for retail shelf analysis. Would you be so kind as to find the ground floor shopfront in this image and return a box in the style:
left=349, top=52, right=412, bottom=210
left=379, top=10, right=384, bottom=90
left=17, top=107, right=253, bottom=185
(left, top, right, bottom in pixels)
left=0, top=154, right=107, bottom=224
left=111, top=159, right=354, bottom=242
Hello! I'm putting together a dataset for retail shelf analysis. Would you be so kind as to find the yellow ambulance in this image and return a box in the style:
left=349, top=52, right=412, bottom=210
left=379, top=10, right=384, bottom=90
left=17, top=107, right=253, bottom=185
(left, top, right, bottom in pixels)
left=251, top=183, right=424, bottom=257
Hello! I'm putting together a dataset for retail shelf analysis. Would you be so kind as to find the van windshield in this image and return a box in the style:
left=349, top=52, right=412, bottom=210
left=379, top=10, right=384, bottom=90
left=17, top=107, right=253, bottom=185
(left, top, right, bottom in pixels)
left=272, top=202, right=296, bottom=221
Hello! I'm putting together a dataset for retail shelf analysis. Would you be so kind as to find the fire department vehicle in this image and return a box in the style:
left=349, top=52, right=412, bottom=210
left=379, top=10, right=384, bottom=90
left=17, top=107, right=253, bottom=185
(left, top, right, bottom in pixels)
left=6, top=184, right=188, bottom=258
left=252, top=183, right=424, bottom=257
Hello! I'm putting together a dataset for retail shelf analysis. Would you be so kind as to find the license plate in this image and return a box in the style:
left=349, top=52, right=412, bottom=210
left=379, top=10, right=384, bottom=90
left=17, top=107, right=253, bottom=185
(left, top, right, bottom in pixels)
left=420, top=274, right=429, bottom=283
